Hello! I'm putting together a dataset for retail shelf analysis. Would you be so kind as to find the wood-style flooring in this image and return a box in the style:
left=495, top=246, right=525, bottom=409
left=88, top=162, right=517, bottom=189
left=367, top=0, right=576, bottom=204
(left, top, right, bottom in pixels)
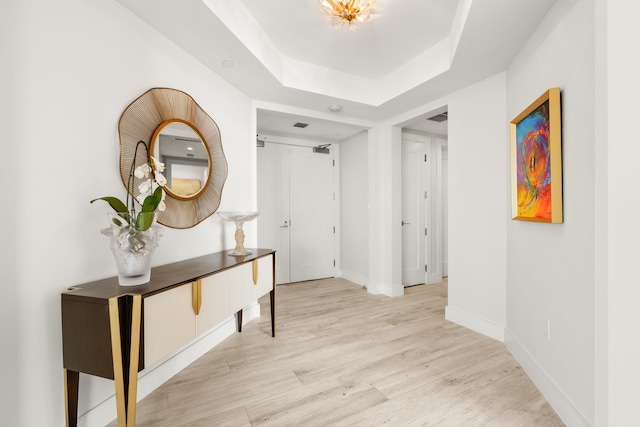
left=113, top=278, right=564, bottom=426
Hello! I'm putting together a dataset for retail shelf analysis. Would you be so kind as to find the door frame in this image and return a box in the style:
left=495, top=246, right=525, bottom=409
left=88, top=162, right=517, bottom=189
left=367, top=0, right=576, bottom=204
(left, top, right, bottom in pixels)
left=401, top=131, right=447, bottom=285
left=401, top=136, right=427, bottom=286
left=257, top=134, right=340, bottom=282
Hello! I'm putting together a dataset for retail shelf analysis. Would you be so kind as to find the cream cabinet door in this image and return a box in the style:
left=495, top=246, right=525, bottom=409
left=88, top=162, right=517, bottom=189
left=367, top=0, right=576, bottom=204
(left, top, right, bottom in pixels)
left=254, top=256, right=274, bottom=300
left=144, top=283, right=196, bottom=367
left=228, top=263, right=254, bottom=313
left=196, top=272, right=230, bottom=336
left=229, top=257, right=274, bottom=313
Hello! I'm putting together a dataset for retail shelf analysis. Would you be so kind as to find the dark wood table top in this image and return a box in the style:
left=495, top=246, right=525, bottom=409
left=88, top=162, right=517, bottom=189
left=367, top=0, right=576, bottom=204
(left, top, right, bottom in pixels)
left=62, top=248, right=275, bottom=301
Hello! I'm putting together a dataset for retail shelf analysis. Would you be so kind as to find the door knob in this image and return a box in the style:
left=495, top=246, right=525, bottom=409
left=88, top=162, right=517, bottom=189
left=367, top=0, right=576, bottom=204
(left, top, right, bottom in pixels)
left=402, top=221, right=411, bottom=226
left=280, top=221, right=289, bottom=228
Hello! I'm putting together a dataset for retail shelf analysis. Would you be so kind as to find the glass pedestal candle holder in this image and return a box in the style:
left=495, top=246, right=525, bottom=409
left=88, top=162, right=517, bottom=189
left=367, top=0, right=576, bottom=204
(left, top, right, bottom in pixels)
left=217, top=211, right=260, bottom=256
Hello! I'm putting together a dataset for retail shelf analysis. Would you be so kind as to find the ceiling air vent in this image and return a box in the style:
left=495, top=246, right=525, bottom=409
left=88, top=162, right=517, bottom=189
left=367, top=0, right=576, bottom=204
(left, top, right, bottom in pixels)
left=292, top=122, right=309, bottom=128
left=427, top=112, right=448, bottom=122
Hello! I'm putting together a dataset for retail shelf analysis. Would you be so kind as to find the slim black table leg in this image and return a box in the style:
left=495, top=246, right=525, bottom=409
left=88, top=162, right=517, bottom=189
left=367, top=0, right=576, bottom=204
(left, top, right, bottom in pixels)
left=270, top=289, right=276, bottom=337
left=236, top=309, right=243, bottom=332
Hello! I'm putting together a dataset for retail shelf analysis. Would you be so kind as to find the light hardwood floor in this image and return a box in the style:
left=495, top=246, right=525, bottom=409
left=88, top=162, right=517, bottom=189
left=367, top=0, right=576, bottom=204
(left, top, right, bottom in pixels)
left=114, top=278, right=564, bottom=426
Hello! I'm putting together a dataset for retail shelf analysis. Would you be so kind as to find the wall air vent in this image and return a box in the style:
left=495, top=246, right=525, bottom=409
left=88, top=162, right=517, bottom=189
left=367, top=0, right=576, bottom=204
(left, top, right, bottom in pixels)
left=292, top=122, right=309, bottom=128
left=427, top=112, right=448, bottom=122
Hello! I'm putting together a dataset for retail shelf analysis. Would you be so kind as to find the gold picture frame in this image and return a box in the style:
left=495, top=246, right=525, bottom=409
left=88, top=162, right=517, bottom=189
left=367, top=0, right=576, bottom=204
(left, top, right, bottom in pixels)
left=510, top=88, right=563, bottom=223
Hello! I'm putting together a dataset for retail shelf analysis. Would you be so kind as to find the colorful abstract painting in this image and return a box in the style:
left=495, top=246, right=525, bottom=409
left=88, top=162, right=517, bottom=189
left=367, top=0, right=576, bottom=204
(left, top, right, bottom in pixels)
left=516, top=101, right=551, bottom=219
left=510, top=88, right=562, bottom=223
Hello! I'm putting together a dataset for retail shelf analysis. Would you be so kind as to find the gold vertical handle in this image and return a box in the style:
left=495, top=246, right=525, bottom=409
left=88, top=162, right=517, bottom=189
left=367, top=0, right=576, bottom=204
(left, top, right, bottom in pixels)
left=252, top=260, right=258, bottom=285
left=192, top=280, right=202, bottom=315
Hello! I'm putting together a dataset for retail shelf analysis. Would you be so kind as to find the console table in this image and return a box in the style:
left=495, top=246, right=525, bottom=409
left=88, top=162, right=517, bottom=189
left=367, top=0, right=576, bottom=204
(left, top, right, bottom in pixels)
left=61, top=249, right=276, bottom=427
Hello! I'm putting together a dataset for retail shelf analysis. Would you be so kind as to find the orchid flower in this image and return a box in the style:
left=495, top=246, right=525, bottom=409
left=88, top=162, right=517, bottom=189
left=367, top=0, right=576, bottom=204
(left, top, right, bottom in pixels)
left=151, top=156, right=166, bottom=172
left=138, top=178, right=152, bottom=195
left=154, top=171, right=167, bottom=186
left=91, top=140, right=166, bottom=232
left=134, top=163, right=151, bottom=179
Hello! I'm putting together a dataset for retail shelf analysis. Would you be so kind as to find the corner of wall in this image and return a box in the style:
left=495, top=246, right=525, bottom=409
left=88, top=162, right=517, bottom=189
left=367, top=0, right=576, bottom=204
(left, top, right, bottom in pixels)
left=445, top=305, right=505, bottom=342
left=504, top=329, right=591, bottom=427
left=339, top=269, right=368, bottom=287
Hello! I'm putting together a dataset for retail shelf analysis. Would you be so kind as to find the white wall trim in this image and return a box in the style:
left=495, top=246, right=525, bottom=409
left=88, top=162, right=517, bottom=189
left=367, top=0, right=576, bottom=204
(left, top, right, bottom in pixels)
left=71, top=303, right=261, bottom=427
left=339, top=269, right=368, bottom=287
left=445, top=305, right=505, bottom=342
left=504, top=329, right=591, bottom=427
left=367, top=281, right=404, bottom=297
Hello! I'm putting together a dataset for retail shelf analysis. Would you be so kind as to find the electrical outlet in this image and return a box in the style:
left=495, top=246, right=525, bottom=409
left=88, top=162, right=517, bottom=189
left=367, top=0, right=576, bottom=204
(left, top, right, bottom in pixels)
left=544, top=320, right=551, bottom=339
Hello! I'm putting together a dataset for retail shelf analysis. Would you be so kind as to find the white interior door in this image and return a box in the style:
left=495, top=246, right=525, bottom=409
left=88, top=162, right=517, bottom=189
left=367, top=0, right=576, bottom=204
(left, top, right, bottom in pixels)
left=258, top=142, right=335, bottom=284
left=257, top=143, right=290, bottom=284
left=401, top=139, right=426, bottom=286
left=289, top=145, right=335, bottom=282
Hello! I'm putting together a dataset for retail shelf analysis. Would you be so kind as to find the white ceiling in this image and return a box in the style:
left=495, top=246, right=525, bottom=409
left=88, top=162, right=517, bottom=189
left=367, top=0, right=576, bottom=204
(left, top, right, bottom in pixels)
left=116, top=0, right=557, bottom=140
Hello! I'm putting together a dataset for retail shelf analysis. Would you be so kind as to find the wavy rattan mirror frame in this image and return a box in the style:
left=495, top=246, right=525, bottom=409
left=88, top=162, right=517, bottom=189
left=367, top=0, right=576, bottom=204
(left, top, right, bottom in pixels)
left=118, top=87, right=228, bottom=229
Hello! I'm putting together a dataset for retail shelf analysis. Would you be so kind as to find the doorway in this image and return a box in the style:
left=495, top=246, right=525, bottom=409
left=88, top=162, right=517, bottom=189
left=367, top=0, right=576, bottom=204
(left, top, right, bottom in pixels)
left=401, top=132, right=448, bottom=286
left=401, top=138, right=426, bottom=286
left=257, top=141, right=336, bottom=284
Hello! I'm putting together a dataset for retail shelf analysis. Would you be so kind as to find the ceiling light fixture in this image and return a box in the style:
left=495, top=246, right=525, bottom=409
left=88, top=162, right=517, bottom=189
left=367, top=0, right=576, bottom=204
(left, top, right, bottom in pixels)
left=319, top=0, right=378, bottom=31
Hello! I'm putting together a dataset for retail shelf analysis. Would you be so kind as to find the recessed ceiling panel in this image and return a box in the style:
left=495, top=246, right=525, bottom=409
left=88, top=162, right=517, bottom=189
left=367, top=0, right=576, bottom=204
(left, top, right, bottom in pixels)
left=239, top=0, right=459, bottom=80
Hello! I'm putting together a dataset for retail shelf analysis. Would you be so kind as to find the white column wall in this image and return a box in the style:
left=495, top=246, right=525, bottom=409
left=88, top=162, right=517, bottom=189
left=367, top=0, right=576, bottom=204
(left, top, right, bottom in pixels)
left=444, top=72, right=508, bottom=341
left=368, top=126, right=404, bottom=296
left=605, top=1, right=640, bottom=425
left=0, top=2, right=20, bottom=426
left=506, top=0, right=595, bottom=424
left=340, top=131, right=370, bottom=285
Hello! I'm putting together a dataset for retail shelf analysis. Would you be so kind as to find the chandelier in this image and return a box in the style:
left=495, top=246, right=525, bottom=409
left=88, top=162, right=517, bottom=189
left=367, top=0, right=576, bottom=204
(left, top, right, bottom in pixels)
left=319, top=0, right=377, bottom=30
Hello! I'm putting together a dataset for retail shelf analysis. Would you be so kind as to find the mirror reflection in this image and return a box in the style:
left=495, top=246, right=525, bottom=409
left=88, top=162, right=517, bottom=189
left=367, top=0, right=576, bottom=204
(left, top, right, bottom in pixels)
left=151, top=121, right=211, bottom=199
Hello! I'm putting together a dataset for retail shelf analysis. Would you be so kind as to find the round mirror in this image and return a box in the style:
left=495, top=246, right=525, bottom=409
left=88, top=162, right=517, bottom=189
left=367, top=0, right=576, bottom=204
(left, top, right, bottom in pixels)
left=150, top=120, right=211, bottom=200
left=118, top=87, right=228, bottom=229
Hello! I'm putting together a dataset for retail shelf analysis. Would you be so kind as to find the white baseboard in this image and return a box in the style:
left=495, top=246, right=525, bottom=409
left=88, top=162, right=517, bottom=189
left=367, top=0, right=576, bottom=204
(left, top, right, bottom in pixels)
left=366, top=281, right=404, bottom=297
left=338, top=269, right=368, bottom=287
left=426, top=272, right=443, bottom=285
left=504, top=329, right=591, bottom=427
left=72, top=302, right=261, bottom=427
left=444, top=305, right=505, bottom=342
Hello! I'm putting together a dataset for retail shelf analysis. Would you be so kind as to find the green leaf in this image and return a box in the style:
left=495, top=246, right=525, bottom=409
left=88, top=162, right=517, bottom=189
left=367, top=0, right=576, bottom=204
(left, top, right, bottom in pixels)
left=90, top=197, right=128, bottom=214
left=91, top=197, right=130, bottom=225
left=136, top=212, right=154, bottom=231
left=141, top=186, right=164, bottom=213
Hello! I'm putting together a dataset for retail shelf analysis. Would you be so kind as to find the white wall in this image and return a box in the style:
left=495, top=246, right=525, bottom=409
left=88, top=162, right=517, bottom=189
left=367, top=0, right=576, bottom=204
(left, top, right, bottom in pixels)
left=505, top=0, right=595, bottom=425
left=445, top=72, right=508, bottom=341
left=603, top=1, right=640, bottom=425
left=4, top=0, right=254, bottom=425
left=0, top=3, right=20, bottom=426
left=340, top=131, right=369, bottom=285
